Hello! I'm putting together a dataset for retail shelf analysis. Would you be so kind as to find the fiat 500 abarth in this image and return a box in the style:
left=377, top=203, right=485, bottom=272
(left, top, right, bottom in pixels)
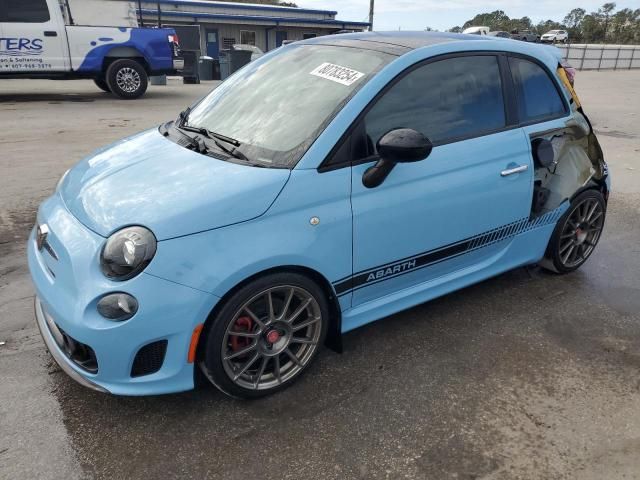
left=29, top=32, right=610, bottom=398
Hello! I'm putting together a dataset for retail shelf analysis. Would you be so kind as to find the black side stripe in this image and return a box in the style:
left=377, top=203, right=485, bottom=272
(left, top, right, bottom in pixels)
left=333, top=206, right=565, bottom=297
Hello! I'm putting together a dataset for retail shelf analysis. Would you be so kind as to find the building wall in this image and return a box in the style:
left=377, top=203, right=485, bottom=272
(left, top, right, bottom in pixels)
left=197, top=23, right=336, bottom=53
left=137, top=1, right=368, bottom=57
left=154, top=18, right=347, bottom=55
left=141, top=1, right=337, bottom=21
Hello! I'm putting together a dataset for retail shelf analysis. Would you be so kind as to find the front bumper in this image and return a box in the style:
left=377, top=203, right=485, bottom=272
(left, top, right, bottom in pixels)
left=29, top=194, right=218, bottom=395
left=35, top=297, right=109, bottom=393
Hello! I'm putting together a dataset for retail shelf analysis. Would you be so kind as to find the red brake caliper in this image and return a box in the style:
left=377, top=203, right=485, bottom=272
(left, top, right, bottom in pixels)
left=230, top=316, right=253, bottom=352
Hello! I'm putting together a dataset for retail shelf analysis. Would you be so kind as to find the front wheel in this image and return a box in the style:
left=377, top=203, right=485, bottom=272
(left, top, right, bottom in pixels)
left=542, top=190, right=606, bottom=274
left=200, top=273, right=329, bottom=398
left=105, top=59, right=148, bottom=99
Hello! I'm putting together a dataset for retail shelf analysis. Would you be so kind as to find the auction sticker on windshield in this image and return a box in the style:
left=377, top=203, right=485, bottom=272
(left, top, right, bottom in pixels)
left=310, top=63, right=365, bottom=86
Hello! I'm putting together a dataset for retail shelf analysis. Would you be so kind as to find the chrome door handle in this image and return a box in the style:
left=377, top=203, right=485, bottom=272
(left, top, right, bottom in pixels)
left=501, top=164, right=528, bottom=176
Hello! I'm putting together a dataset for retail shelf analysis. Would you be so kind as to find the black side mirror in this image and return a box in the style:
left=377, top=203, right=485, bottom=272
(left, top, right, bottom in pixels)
left=362, top=128, right=432, bottom=189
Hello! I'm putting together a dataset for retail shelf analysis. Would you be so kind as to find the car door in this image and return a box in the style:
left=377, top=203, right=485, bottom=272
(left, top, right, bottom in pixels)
left=344, top=54, right=534, bottom=307
left=0, top=0, right=68, bottom=72
left=507, top=55, right=576, bottom=211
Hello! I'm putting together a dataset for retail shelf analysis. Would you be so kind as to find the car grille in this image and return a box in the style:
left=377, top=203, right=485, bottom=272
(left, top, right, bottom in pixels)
left=42, top=304, right=99, bottom=373
left=58, top=327, right=99, bottom=374
left=131, top=340, right=168, bottom=377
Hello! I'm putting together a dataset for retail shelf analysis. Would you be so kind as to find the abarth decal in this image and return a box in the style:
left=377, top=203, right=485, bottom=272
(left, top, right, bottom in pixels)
left=334, top=206, right=566, bottom=296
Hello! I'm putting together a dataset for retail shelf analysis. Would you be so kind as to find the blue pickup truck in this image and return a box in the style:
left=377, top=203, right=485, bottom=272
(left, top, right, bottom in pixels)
left=0, top=0, right=183, bottom=99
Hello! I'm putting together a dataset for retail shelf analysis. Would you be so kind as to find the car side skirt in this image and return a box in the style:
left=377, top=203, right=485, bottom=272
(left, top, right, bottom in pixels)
left=339, top=203, right=567, bottom=333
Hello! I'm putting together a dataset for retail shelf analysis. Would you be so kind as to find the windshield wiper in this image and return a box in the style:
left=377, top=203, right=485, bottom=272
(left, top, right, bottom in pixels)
left=164, top=121, right=208, bottom=154
left=178, top=107, right=191, bottom=128
left=180, top=125, right=249, bottom=162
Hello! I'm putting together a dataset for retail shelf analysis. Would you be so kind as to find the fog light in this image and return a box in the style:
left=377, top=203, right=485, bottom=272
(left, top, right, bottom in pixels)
left=97, top=293, right=138, bottom=322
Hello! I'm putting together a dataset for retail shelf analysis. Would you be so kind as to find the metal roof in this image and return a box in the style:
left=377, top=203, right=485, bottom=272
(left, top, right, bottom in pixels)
left=138, top=8, right=371, bottom=28
left=149, top=0, right=338, bottom=16
left=301, top=31, right=488, bottom=52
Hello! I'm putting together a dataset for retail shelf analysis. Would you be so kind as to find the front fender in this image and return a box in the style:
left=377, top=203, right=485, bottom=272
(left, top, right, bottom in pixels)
left=145, top=168, right=353, bottom=310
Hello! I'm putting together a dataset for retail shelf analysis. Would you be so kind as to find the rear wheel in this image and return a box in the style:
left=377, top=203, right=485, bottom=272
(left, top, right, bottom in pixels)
left=94, top=77, right=110, bottom=92
left=542, top=190, right=606, bottom=274
left=200, top=273, right=329, bottom=399
left=106, top=59, right=148, bottom=99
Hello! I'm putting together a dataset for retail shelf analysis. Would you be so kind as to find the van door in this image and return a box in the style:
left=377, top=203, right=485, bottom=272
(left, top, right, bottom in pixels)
left=345, top=54, right=534, bottom=307
left=0, top=0, right=69, bottom=73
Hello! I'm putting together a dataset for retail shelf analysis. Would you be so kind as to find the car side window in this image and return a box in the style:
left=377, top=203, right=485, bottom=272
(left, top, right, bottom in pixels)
left=508, top=57, right=567, bottom=124
left=0, top=0, right=50, bottom=23
left=361, top=55, right=506, bottom=155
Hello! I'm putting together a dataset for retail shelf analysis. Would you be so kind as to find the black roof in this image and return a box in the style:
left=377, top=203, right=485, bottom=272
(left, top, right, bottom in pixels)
left=300, top=31, right=487, bottom=56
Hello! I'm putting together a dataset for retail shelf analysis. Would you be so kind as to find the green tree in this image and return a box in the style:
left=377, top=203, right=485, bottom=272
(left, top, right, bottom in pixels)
left=452, top=4, right=640, bottom=44
left=564, top=8, right=586, bottom=42
left=600, top=2, right=616, bottom=41
left=581, top=14, right=604, bottom=42
left=462, top=10, right=511, bottom=31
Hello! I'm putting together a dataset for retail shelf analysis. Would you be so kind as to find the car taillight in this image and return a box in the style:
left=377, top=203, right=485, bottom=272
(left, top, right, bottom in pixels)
left=562, top=64, right=576, bottom=86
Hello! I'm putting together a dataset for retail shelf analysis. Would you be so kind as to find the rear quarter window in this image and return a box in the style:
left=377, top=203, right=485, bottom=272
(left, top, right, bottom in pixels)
left=509, top=57, right=567, bottom=124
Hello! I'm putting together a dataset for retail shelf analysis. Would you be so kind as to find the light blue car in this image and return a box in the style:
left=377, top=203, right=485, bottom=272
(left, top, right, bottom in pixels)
left=29, top=32, right=610, bottom=398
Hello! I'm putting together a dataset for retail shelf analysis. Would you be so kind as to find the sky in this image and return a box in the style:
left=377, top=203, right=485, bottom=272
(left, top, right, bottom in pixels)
left=297, top=0, right=639, bottom=31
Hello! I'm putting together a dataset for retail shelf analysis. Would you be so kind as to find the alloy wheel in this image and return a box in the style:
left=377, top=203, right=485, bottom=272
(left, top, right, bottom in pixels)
left=221, top=286, right=323, bottom=391
left=115, top=67, right=141, bottom=93
left=557, top=196, right=605, bottom=269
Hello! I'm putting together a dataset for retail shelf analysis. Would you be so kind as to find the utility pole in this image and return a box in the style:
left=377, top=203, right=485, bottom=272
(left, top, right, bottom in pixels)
left=368, top=0, right=374, bottom=31
left=137, top=0, right=144, bottom=27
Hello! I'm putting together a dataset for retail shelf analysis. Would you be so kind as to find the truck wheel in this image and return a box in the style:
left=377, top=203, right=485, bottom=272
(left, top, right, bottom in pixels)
left=106, top=59, right=148, bottom=99
left=94, top=77, right=110, bottom=93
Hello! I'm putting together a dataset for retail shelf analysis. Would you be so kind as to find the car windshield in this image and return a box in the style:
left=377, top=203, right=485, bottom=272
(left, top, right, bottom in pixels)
left=185, top=44, right=394, bottom=168
left=548, top=30, right=560, bottom=34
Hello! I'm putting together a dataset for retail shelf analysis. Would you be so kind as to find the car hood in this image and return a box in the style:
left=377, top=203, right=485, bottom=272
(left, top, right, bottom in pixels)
left=60, top=129, right=290, bottom=240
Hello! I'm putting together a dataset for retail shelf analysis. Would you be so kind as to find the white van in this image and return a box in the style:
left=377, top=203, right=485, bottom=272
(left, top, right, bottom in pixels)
left=462, top=26, right=490, bottom=36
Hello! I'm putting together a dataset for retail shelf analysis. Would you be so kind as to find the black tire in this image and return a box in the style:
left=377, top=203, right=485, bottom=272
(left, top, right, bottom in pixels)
left=94, top=77, right=110, bottom=92
left=541, top=189, right=606, bottom=274
left=200, top=272, right=329, bottom=399
left=105, top=59, right=148, bottom=100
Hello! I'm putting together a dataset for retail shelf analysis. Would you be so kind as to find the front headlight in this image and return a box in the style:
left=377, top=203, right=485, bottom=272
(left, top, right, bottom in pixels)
left=100, top=226, right=157, bottom=281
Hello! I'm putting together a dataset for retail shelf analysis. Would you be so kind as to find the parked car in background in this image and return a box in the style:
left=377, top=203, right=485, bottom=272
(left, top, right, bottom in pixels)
left=511, top=30, right=540, bottom=42
left=232, top=44, right=264, bottom=62
left=488, top=31, right=511, bottom=38
left=0, top=0, right=182, bottom=99
left=30, top=32, right=609, bottom=399
left=541, top=30, right=569, bottom=44
left=463, top=26, right=489, bottom=35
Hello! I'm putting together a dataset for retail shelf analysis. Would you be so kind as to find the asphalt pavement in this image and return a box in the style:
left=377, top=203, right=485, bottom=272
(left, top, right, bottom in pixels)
left=0, top=73, right=639, bottom=479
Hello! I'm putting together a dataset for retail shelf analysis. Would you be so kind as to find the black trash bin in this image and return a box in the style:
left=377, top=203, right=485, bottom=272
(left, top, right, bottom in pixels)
left=198, top=56, right=214, bottom=81
left=212, top=59, right=221, bottom=80
left=182, top=51, right=200, bottom=84
left=229, top=49, right=252, bottom=74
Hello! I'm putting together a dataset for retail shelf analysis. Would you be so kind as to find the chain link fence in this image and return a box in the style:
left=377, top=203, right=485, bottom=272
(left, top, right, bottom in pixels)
left=556, top=44, right=640, bottom=70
